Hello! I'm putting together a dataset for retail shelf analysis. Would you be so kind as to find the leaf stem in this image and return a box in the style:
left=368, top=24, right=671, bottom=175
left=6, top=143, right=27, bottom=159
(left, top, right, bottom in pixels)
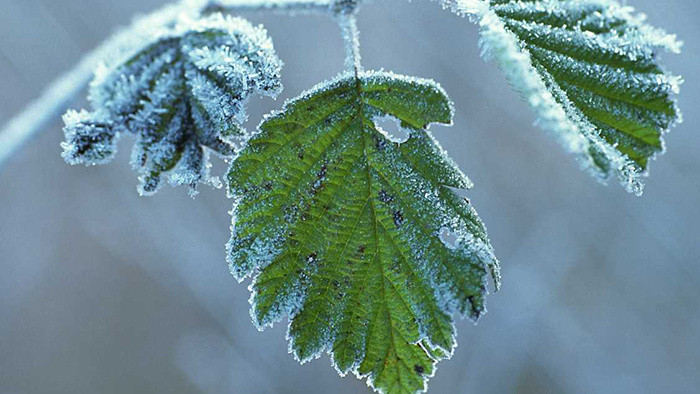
left=335, top=3, right=362, bottom=77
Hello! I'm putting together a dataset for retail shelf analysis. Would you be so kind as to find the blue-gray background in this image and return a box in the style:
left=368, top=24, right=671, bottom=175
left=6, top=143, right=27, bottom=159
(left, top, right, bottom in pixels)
left=1, top=1, right=698, bottom=393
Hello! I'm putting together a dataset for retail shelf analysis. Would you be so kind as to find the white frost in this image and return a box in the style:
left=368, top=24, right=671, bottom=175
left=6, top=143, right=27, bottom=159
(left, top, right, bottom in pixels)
left=441, top=0, right=683, bottom=195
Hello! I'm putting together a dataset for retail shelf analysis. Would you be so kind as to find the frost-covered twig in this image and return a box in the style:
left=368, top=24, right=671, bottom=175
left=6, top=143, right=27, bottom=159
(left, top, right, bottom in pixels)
left=0, top=56, right=95, bottom=166
left=0, top=3, right=191, bottom=167
left=334, top=1, right=362, bottom=75
left=203, top=0, right=333, bottom=14
left=337, top=14, right=362, bottom=75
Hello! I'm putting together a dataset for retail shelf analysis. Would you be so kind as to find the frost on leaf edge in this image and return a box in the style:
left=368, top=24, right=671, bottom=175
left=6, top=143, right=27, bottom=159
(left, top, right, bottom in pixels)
left=225, top=70, right=501, bottom=394
left=442, top=0, right=683, bottom=196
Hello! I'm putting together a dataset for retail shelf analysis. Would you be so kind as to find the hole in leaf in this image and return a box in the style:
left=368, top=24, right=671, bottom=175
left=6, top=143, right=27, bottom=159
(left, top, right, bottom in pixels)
left=414, top=365, right=424, bottom=376
left=439, top=227, right=459, bottom=250
left=373, top=116, right=411, bottom=143
left=393, top=211, right=405, bottom=227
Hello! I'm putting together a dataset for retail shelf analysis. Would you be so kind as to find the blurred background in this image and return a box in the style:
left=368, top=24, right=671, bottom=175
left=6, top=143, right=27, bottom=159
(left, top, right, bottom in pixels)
left=1, top=0, right=698, bottom=393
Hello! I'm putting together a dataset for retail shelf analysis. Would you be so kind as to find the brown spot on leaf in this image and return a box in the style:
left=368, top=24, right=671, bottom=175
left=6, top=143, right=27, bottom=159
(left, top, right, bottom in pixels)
left=378, top=190, right=394, bottom=203
left=393, top=211, right=405, bottom=227
left=318, top=165, right=328, bottom=179
left=414, top=365, right=424, bottom=376
left=375, top=136, right=387, bottom=151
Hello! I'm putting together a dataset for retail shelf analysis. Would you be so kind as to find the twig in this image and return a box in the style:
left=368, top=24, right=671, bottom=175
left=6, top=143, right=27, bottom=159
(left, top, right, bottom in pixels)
left=335, top=1, right=362, bottom=76
left=202, top=0, right=332, bottom=15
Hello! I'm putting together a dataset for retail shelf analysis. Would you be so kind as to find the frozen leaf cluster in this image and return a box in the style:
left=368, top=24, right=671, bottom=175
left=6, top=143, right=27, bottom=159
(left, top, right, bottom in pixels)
left=443, top=0, right=682, bottom=195
left=61, top=13, right=282, bottom=196
left=42, top=0, right=687, bottom=392
left=227, top=71, right=500, bottom=393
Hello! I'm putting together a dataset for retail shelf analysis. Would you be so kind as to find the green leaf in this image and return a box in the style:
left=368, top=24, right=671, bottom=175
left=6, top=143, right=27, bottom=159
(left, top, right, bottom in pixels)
left=444, top=0, right=682, bottom=195
left=227, top=71, right=499, bottom=393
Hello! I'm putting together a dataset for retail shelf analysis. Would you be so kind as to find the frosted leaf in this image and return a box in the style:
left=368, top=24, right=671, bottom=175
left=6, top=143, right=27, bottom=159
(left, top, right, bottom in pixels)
left=61, top=109, right=119, bottom=166
left=62, top=13, right=282, bottom=196
left=442, top=0, right=682, bottom=195
left=227, top=71, right=499, bottom=394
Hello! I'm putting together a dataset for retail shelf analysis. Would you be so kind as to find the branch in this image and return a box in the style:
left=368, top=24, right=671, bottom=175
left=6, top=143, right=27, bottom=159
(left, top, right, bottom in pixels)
left=334, top=1, right=362, bottom=76
left=337, top=14, right=361, bottom=75
left=0, top=58, right=92, bottom=167
left=203, top=0, right=332, bottom=14
left=0, top=2, right=195, bottom=167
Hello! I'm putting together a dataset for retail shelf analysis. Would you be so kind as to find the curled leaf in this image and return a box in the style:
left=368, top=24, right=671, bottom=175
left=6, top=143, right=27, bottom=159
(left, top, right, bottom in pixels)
left=61, top=13, right=283, bottom=196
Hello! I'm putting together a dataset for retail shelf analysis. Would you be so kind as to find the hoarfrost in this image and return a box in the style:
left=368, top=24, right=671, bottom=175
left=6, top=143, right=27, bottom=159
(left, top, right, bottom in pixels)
left=441, top=0, right=683, bottom=195
left=227, top=71, right=499, bottom=393
left=336, top=10, right=362, bottom=73
left=61, top=110, right=119, bottom=166
left=62, top=13, right=283, bottom=196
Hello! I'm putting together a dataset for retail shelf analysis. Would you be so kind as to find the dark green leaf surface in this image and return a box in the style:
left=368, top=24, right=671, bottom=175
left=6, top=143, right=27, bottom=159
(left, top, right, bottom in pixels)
left=227, top=72, right=499, bottom=393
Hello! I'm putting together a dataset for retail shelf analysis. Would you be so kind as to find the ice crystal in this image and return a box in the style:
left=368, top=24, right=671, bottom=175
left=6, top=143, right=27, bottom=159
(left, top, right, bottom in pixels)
left=227, top=71, right=499, bottom=393
left=442, top=0, right=682, bottom=195
left=61, top=13, right=282, bottom=196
